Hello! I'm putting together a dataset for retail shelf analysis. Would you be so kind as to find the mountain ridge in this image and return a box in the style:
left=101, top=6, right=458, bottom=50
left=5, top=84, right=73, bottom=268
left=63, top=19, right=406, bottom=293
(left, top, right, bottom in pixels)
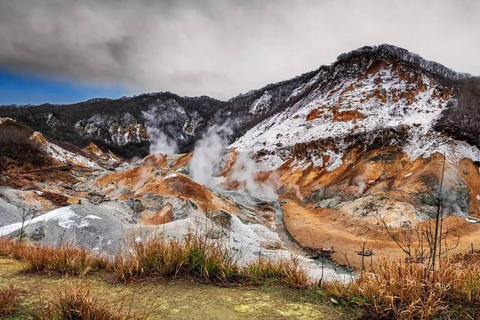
left=335, top=44, right=471, bottom=80
left=0, top=44, right=478, bottom=158
left=2, top=43, right=469, bottom=108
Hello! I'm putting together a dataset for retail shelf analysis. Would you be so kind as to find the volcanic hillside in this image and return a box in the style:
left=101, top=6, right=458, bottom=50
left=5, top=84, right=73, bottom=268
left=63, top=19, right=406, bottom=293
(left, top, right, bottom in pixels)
left=2, top=44, right=480, bottom=270
left=226, top=45, right=480, bottom=267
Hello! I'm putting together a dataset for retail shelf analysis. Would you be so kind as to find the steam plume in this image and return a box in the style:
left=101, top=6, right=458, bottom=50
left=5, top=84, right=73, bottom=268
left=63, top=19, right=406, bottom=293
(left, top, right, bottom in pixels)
left=142, top=107, right=178, bottom=154
left=190, top=124, right=231, bottom=187
left=230, top=152, right=278, bottom=200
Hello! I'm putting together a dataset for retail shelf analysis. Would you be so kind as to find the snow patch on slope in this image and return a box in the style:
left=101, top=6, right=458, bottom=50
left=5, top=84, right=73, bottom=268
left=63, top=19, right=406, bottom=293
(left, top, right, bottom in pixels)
left=0, top=207, right=77, bottom=236
left=231, top=66, right=480, bottom=171
left=75, top=113, right=147, bottom=146
left=30, top=132, right=99, bottom=168
left=249, top=91, right=272, bottom=114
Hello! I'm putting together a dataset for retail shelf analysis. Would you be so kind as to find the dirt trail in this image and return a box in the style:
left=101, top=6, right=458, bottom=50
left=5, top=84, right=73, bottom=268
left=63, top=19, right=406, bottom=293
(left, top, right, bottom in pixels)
left=0, top=258, right=359, bottom=320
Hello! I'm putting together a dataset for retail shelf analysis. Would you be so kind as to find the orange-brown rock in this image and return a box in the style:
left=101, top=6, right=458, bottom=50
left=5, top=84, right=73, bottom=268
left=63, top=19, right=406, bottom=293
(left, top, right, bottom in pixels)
left=391, top=89, right=399, bottom=102
left=276, top=146, right=480, bottom=269
left=292, top=137, right=338, bottom=160
left=405, top=90, right=416, bottom=105
left=394, top=65, right=411, bottom=82
left=417, top=76, right=427, bottom=92
left=143, top=154, right=168, bottom=167
left=341, top=83, right=355, bottom=94
left=366, top=88, right=387, bottom=103
left=306, top=108, right=325, bottom=121
left=140, top=203, right=173, bottom=225
left=374, top=77, right=383, bottom=85
left=84, top=142, right=121, bottom=163
left=332, top=106, right=367, bottom=122
left=366, top=60, right=388, bottom=74
left=185, top=125, right=194, bottom=134
left=442, top=87, right=454, bottom=100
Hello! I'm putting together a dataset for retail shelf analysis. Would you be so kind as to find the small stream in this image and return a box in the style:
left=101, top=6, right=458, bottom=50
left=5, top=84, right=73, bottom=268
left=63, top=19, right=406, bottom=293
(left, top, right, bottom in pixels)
left=273, top=201, right=352, bottom=277
left=213, top=188, right=353, bottom=279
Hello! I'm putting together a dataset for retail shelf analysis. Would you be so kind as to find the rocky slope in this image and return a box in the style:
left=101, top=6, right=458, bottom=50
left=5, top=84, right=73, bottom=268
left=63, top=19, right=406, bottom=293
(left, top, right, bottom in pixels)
left=0, top=118, right=346, bottom=281
left=225, top=45, right=480, bottom=267
left=232, top=45, right=478, bottom=169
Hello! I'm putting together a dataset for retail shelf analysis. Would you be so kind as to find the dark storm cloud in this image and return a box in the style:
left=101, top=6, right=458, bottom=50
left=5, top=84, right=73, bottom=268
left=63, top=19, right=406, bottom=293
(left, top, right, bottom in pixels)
left=0, top=0, right=479, bottom=99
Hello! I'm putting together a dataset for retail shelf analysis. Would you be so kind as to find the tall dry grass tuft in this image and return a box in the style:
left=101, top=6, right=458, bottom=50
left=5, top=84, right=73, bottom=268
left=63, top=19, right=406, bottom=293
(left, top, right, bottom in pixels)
left=324, top=258, right=480, bottom=319
left=0, top=238, right=108, bottom=275
left=33, top=284, right=153, bottom=320
left=245, top=256, right=309, bottom=289
left=0, top=285, right=23, bottom=316
left=113, top=234, right=242, bottom=284
left=113, top=234, right=309, bottom=287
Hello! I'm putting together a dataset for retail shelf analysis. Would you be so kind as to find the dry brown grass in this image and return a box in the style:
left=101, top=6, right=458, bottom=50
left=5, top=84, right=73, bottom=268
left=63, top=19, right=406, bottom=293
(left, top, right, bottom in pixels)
left=324, top=258, right=480, bottom=319
left=0, top=285, right=23, bottom=316
left=113, top=234, right=242, bottom=284
left=113, top=235, right=309, bottom=288
left=0, top=238, right=109, bottom=276
left=33, top=284, right=153, bottom=320
left=8, top=237, right=480, bottom=318
left=0, top=236, right=309, bottom=288
left=244, top=256, right=309, bottom=289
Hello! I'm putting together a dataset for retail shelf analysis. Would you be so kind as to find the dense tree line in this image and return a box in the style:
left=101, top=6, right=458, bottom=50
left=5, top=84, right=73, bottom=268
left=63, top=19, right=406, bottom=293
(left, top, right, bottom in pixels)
left=0, top=70, right=317, bottom=158
left=0, top=92, right=227, bottom=158
left=0, top=121, right=53, bottom=171
left=434, top=77, right=480, bottom=150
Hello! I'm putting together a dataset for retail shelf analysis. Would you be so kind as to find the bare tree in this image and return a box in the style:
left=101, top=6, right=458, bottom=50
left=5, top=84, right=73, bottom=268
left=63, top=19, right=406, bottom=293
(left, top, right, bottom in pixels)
left=429, top=154, right=446, bottom=271
left=374, top=153, right=461, bottom=272
left=357, top=241, right=373, bottom=278
left=18, top=207, right=37, bottom=242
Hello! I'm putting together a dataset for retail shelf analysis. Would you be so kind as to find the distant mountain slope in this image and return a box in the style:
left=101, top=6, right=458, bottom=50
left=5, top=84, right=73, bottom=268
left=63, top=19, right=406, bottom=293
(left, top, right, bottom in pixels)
left=0, top=93, right=227, bottom=158
left=231, top=44, right=480, bottom=170
left=0, top=71, right=317, bottom=158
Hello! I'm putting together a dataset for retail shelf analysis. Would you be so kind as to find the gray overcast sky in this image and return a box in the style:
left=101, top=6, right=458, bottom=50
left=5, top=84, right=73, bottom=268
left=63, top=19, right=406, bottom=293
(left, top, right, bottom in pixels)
left=0, top=0, right=478, bottom=100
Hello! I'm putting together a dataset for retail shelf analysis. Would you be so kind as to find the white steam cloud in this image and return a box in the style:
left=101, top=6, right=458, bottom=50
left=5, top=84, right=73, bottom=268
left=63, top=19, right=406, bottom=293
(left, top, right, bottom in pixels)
left=439, top=167, right=467, bottom=217
left=189, top=124, right=279, bottom=200
left=356, top=177, right=367, bottom=195
left=230, top=152, right=278, bottom=200
left=148, top=129, right=178, bottom=155
left=292, top=184, right=304, bottom=201
left=354, top=164, right=371, bottom=195
left=142, top=108, right=178, bottom=155
left=190, top=124, right=231, bottom=187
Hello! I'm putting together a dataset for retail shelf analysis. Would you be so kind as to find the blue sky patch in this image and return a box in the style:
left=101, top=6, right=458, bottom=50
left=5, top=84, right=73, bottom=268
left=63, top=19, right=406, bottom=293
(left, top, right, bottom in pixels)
left=0, top=68, right=129, bottom=105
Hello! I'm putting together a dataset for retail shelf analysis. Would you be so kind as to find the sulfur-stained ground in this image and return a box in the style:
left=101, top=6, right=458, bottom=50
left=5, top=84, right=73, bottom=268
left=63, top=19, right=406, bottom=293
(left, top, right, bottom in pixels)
left=0, top=258, right=361, bottom=320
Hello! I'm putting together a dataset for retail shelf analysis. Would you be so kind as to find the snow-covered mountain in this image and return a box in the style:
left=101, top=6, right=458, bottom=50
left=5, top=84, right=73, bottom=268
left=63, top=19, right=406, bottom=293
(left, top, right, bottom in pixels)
left=231, top=44, right=480, bottom=171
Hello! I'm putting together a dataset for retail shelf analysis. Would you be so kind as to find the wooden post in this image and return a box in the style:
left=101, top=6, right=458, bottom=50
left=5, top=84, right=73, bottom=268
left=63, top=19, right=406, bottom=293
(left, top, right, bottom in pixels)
left=357, top=243, right=373, bottom=277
